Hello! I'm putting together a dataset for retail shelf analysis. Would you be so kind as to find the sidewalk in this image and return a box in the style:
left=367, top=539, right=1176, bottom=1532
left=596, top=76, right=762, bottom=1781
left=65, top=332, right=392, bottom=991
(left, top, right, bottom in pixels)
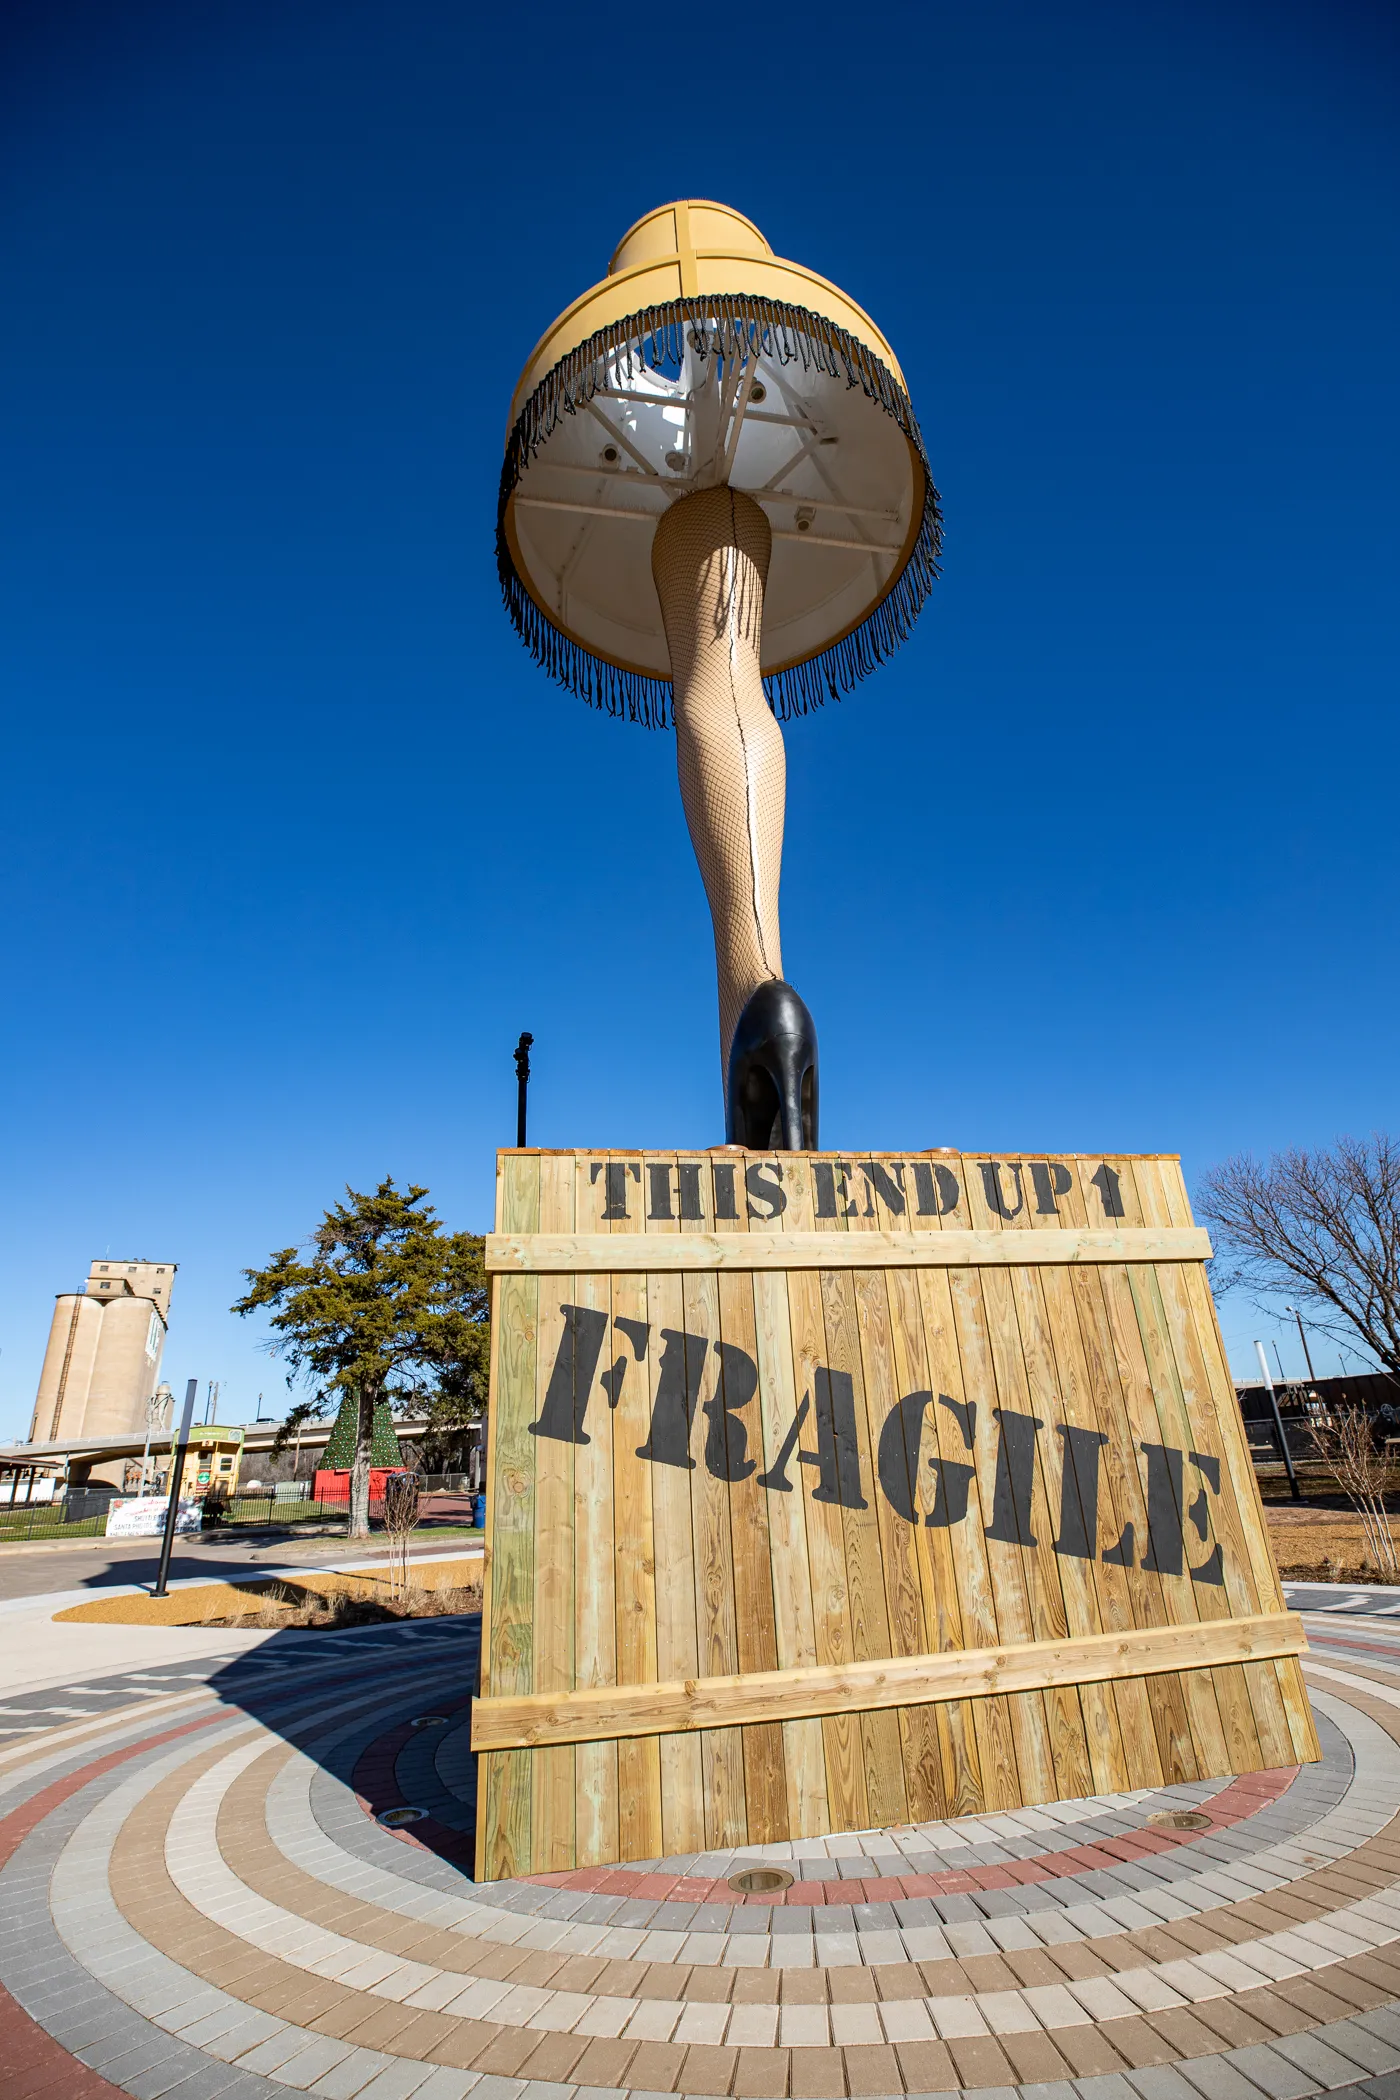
left=0, top=1544, right=483, bottom=1698
left=1, top=1596, right=1396, bottom=2100
left=0, top=1524, right=481, bottom=1600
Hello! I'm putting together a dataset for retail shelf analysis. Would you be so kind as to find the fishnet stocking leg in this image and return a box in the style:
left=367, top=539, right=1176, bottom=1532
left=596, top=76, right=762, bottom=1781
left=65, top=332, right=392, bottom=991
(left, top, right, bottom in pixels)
left=652, top=488, right=786, bottom=1077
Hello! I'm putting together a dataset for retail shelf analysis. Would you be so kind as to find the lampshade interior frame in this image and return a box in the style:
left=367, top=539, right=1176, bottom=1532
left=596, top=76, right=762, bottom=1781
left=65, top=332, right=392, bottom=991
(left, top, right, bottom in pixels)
left=497, top=299, right=942, bottom=727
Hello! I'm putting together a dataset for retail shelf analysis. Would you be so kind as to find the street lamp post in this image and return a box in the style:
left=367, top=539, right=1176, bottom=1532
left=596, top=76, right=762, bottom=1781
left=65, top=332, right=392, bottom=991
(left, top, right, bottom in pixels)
left=1255, top=1339, right=1300, bottom=1501
left=1284, top=1305, right=1318, bottom=1384
left=514, top=1032, right=533, bottom=1149
left=154, top=1379, right=199, bottom=1598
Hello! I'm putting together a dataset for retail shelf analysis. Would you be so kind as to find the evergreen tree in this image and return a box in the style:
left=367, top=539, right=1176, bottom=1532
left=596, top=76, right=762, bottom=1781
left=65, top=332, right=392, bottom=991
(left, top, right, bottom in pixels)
left=233, top=1179, right=488, bottom=1538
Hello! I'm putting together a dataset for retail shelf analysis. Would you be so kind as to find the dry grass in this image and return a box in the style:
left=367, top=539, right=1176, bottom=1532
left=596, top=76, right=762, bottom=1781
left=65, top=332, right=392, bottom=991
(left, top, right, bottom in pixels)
left=232, top=1580, right=482, bottom=1631
left=54, top=1559, right=483, bottom=1628
left=1265, top=1503, right=1400, bottom=1584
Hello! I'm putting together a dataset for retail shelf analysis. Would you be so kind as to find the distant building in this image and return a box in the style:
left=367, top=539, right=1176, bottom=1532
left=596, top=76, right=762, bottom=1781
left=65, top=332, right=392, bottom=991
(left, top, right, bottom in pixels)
left=30, top=1261, right=177, bottom=1468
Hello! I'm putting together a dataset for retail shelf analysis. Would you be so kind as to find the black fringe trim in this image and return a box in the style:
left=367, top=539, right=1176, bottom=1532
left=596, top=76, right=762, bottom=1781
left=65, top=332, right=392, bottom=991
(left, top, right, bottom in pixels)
left=496, top=297, right=942, bottom=729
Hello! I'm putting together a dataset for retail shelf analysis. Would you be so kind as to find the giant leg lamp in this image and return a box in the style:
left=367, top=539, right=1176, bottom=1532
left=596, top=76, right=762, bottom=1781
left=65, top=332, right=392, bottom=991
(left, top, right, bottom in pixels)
left=497, top=201, right=940, bottom=1146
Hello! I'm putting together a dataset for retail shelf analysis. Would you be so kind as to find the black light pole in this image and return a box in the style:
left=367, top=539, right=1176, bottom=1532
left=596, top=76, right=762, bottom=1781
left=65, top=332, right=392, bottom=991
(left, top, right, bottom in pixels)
left=154, top=1378, right=198, bottom=1598
left=1254, top=1340, right=1300, bottom=1501
left=1284, top=1305, right=1318, bottom=1384
left=514, top=1032, right=533, bottom=1148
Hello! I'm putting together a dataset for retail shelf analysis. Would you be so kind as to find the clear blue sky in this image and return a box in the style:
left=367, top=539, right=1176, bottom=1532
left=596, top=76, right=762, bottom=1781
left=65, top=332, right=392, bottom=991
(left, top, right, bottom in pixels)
left=2, top=0, right=1396, bottom=1435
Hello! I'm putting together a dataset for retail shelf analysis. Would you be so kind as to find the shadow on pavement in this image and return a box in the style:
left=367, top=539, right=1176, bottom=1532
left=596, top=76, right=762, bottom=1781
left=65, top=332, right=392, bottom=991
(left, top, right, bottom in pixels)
left=59, top=1530, right=478, bottom=1594
left=201, top=1610, right=483, bottom=1880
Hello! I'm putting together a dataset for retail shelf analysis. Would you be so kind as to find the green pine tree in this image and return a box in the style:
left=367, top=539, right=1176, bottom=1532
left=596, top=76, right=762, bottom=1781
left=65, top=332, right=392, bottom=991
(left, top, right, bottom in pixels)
left=232, top=1179, right=489, bottom=1538
left=321, top=1391, right=403, bottom=1470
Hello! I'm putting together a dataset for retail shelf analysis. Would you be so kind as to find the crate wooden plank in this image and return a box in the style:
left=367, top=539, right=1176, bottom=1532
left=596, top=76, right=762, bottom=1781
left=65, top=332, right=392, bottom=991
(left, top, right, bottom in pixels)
left=884, top=1261, right=984, bottom=1816
left=572, top=1155, right=619, bottom=1865
left=1129, top=1250, right=1260, bottom=1775
left=647, top=1255, right=706, bottom=1857
left=1113, top=1281, right=1228, bottom=1770
left=487, top=1226, right=1210, bottom=1272
left=1075, top=1155, right=1220, bottom=1780
left=1067, top=1256, right=1200, bottom=1784
left=531, top=1153, right=577, bottom=1869
left=718, top=1264, right=789, bottom=1843
left=976, top=1154, right=1096, bottom=1793
left=683, top=1263, right=747, bottom=1847
left=476, top=1150, right=540, bottom=1879
left=823, top=1258, right=909, bottom=1828
left=1036, top=1258, right=1163, bottom=1791
left=854, top=1263, right=946, bottom=1821
left=608, top=1183, right=662, bottom=1863
left=821, top=1158, right=907, bottom=1824
left=915, top=1263, right=1021, bottom=1810
left=471, top=1611, right=1309, bottom=1749
left=948, top=1261, right=1059, bottom=1805
left=1013, top=1262, right=1130, bottom=1797
left=786, top=1188, right=870, bottom=1835
left=752, top=1260, right=829, bottom=1837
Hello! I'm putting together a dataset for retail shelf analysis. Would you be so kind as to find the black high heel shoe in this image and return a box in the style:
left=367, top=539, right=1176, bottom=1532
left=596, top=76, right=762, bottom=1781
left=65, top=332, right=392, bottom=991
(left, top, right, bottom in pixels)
left=726, top=980, right=819, bottom=1150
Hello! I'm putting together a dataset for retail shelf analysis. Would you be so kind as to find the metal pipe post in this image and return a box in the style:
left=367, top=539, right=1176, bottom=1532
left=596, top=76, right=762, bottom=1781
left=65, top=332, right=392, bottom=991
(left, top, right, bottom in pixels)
left=1255, top=1339, right=1300, bottom=1501
left=154, top=1378, right=198, bottom=1597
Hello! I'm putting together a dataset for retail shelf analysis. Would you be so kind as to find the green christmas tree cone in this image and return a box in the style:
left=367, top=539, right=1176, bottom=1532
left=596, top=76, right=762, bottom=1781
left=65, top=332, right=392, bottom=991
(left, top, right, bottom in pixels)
left=321, top=1391, right=404, bottom=1469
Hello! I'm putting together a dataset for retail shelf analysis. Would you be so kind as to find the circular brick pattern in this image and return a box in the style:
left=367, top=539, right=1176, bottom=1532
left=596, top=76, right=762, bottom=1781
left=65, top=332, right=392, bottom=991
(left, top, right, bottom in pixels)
left=6, top=1610, right=1400, bottom=2100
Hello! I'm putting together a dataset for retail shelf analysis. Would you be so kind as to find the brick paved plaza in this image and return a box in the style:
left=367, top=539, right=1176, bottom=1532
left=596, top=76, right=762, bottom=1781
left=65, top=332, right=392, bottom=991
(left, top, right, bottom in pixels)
left=6, top=1584, right=1400, bottom=2100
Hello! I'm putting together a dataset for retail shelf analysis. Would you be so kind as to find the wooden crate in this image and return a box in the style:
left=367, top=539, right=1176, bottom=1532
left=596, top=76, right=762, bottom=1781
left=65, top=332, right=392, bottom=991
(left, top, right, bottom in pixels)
left=472, top=1149, right=1316, bottom=1878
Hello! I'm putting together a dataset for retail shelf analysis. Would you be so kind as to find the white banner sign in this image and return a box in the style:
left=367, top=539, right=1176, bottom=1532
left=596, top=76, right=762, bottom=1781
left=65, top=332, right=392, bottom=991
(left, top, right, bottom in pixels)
left=105, top=1496, right=202, bottom=1539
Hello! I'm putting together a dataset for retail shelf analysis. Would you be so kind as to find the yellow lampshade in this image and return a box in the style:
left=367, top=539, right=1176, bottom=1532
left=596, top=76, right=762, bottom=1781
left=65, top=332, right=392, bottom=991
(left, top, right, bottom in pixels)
left=498, top=200, right=940, bottom=726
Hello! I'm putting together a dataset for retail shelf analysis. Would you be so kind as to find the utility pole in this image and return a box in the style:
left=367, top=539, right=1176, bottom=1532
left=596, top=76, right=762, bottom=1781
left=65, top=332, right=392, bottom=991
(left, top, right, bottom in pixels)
left=139, top=1396, right=154, bottom=1498
left=514, top=1032, right=534, bottom=1148
left=139, top=1386, right=169, bottom=1497
left=154, top=1378, right=198, bottom=1597
left=1284, top=1305, right=1318, bottom=1384
left=1255, top=1340, right=1300, bottom=1501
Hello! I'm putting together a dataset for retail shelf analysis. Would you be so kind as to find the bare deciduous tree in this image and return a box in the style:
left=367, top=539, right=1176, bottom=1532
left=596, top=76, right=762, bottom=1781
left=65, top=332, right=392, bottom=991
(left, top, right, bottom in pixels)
left=382, top=1462, right=422, bottom=1603
left=1197, top=1135, right=1400, bottom=1380
left=1309, top=1405, right=1400, bottom=1576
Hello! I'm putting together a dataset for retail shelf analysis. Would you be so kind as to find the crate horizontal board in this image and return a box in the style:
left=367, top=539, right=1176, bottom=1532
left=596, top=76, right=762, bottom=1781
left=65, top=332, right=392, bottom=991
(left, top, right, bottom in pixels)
left=486, top=1226, right=1213, bottom=1272
left=472, top=1609, right=1307, bottom=1749
left=473, top=1148, right=1319, bottom=1880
